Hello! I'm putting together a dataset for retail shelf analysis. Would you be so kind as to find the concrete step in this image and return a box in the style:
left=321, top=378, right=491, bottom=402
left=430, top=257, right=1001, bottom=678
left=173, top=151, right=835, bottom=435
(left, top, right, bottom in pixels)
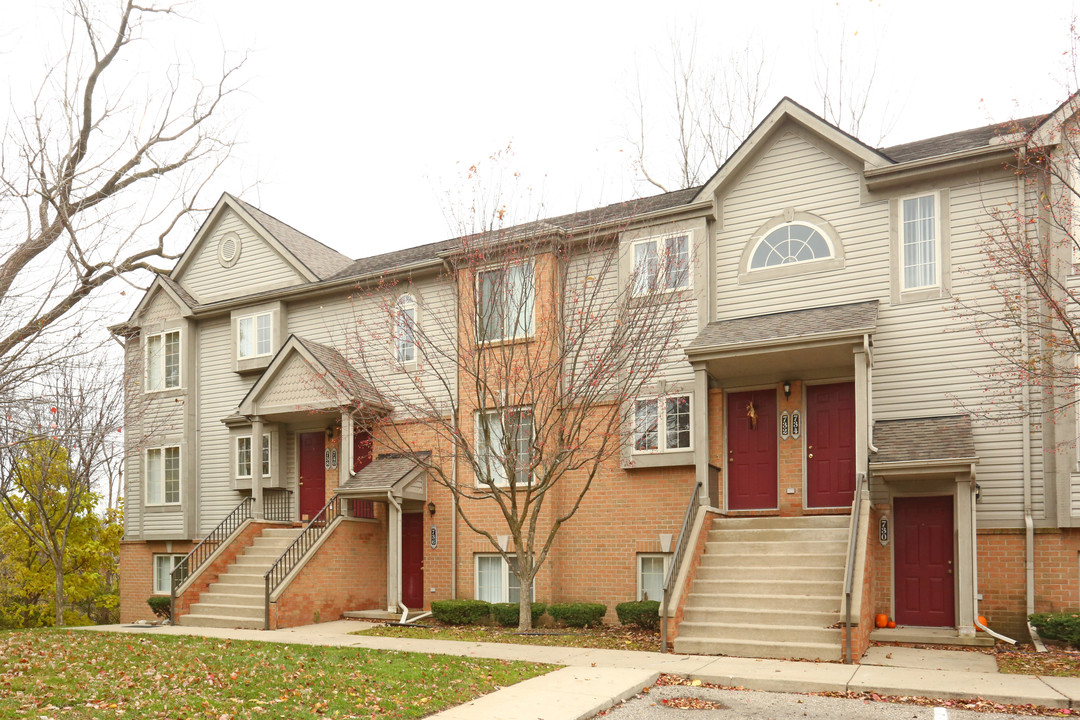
left=217, top=569, right=266, bottom=582
left=677, top=621, right=842, bottom=645
left=712, top=516, right=850, bottom=530
left=230, top=558, right=279, bottom=570
left=189, top=602, right=263, bottom=620
left=673, top=635, right=842, bottom=661
left=195, top=592, right=265, bottom=606
left=705, top=539, right=847, bottom=555
left=260, top=527, right=305, bottom=538
left=177, top=613, right=262, bottom=630
left=690, top=578, right=843, bottom=596
left=708, top=527, right=848, bottom=543
left=208, top=580, right=263, bottom=595
left=694, top=565, right=845, bottom=582
left=700, top=552, right=845, bottom=569
left=686, top=593, right=840, bottom=613
left=681, top=606, right=840, bottom=626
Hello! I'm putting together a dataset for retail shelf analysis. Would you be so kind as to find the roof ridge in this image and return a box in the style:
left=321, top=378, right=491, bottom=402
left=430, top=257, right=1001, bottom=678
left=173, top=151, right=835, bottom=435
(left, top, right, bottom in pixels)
left=229, top=194, right=351, bottom=261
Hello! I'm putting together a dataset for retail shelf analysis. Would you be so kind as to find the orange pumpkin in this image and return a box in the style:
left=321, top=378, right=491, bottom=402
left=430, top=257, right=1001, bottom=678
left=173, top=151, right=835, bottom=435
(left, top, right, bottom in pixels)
left=976, top=615, right=988, bottom=630
left=875, top=613, right=888, bottom=628
left=887, top=620, right=897, bottom=629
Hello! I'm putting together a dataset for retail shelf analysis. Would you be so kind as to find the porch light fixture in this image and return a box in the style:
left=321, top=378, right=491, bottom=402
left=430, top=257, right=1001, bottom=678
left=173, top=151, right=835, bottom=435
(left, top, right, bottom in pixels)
left=427, top=501, right=436, bottom=516
left=326, top=427, right=335, bottom=440
left=783, top=381, right=791, bottom=399
left=975, top=483, right=981, bottom=502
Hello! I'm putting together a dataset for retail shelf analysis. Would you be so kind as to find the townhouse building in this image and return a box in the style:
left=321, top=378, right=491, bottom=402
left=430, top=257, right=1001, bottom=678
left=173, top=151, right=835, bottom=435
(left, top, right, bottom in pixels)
left=115, top=96, right=1080, bottom=661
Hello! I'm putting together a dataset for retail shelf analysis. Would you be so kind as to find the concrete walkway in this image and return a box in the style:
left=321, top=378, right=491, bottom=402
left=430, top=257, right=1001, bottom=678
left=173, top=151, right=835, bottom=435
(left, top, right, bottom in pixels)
left=80, top=621, right=1080, bottom=719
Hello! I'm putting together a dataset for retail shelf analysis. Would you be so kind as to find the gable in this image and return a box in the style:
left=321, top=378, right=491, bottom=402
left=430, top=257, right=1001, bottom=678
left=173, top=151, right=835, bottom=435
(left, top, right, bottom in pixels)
left=139, top=286, right=182, bottom=325
left=172, top=206, right=310, bottom=304
left=258, top=352, right=336, bottom=409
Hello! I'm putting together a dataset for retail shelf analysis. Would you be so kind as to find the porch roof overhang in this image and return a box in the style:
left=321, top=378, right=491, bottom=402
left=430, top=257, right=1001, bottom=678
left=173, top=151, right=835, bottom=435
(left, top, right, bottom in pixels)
left=227, top=334, right=389, bottom=424
left=870, top=415, right=978, bottom=481
left=337, top=453, right=429, bottom=501
left=685, top=300, right=878, bottom=384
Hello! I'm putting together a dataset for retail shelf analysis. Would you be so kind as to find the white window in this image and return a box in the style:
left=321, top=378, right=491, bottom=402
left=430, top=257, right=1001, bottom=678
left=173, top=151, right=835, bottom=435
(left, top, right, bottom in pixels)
left=477, top=262, right=534, bottom=342
left=237, top=434, right=270, bottom=478
left=749, top=223, right=833, bottom=270
left=475, top=407, right=533, bottom=486
left=475, top=554, right=533, bottom=603
left=632, top=234, right=690, bottom=295
left=153, top=554, right=186, bottom=595
left=633, top=394, right=691, bottom=453
left=395, top=294, right=417, bottom=364
left=638, top=553, right=670, bottom=602
left=901, top=194, right=939, bottom=290
left=146, top=330, right=180, bottom=392
left=238, top=312, right=273, bottom=359
left=146, top=446, right=181, bottom=505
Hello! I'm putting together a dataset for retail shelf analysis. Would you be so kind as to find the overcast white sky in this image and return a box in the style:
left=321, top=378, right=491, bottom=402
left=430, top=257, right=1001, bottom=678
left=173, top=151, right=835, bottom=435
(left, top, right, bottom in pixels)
left=5, top=0, right=1080, bottom=277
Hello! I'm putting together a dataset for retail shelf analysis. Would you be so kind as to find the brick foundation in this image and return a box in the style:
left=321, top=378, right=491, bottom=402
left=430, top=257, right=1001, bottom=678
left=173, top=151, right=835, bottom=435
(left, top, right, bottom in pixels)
left=119, top=539, right=195, bottom=623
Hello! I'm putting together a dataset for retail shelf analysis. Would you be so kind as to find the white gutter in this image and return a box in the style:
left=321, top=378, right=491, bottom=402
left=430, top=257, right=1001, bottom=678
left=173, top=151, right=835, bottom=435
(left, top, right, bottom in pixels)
left=864, top=334, right=878, bottom=453
left=1018, top=149, right=1036, bottom=625
left=387, top=492, right=407, bottom=620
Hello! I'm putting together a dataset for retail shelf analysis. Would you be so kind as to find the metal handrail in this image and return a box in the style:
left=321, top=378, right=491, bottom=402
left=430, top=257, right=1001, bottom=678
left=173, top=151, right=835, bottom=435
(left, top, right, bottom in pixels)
left=843, top=472, right=866, bottom=664
left=170, top=496, right=254, bottom=622
left=660, top=481, right=703, bottom=653
left=263, top=488, right=294, bottom=522
left=263, top=494, right=342, bottom=629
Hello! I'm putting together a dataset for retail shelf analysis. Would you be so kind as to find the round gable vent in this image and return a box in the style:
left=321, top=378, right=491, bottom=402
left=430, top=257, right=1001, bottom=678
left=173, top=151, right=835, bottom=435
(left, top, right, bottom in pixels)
left=217, top=232, right=241, bottom=268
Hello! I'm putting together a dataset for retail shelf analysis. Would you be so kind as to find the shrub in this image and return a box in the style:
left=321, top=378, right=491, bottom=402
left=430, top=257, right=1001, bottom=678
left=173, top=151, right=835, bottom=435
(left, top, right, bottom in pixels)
left=547, top=602, right=606, bottom=628
left=1029, top=613, right=1080, bottom=647
left=616, top=600, right=660, bottom=630
left=431, top=599, right=491, bottom=625
left=146, top=596, right=171, bottom=620
left=491, top=602, right=547, bottom=627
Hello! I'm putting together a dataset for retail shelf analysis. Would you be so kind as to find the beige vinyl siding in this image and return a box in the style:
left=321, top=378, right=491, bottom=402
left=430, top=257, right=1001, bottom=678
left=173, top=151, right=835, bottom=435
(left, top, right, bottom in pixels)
left=716, top=127, right=1036, bottom=525
left=178, top=209, right=307, bottom=304
left=142, top=290, right=180, bottom=323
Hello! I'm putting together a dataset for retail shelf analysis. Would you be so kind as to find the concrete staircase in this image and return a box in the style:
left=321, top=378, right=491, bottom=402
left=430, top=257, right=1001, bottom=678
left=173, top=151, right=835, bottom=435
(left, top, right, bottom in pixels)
left=674, top=515, right=849, bottom=661
left=178, top=527, right=303, bottom=630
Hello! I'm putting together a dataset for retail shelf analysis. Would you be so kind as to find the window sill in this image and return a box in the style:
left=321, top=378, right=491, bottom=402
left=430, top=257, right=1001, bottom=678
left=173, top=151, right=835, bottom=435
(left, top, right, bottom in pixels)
left=235, top=355, right=272, bottom=375
left=629, top=288, right=693, bottom=305
left=897, top=286, right=950, bottom=304
left=623, top=451, right=695, bottom=469
left=738, top=257, right=845, bottom=285
left=144, top=387, right=185, bottom=398
left=144, top=504, right=182, bottom=513
left=478, top=335, right=534, bottom=349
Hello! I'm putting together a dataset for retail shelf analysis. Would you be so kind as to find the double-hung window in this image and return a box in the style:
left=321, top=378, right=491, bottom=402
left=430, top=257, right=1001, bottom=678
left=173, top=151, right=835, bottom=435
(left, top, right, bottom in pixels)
left=477, top=262, right=534, bottom=342
left=146, top=446, right=180, bottom=505
left=395, top=294, right=417, bottom=364
left=475, top=554, right=533, bottom=603
left=633, top=394, right=691, bottom=453
left=476, top=407, right=533, bottom=487
left=238, top=312, right=272, bottom=359
left=632, top=234, right=690, bottom=295
left=146, top=330, right=180, bottom=391
left=901, top=194, right=938, bottom=290
left=237, top=434, right=270, bottom=478
left=153, top=554, right=186, bottom=594
left=638, top=554, right=670, bottom=602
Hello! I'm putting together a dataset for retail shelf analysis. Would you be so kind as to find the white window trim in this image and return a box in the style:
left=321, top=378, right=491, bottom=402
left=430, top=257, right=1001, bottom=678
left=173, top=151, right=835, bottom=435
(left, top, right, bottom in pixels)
left=153, top=553, right=186, bottom=595
left=236, top=434, right=270, bottom=479
left=630, top=233, right=693, bottom=297
left=394, top=294, right=418, bottom=366
left=899, top=191, right=942, bottom=292
left=474, top=407, right=534, bottom=487
left=1068, top=161, right=1080, bottom=270
left=236, top=311, right=274, bottom=360
left=474, top=553, right=535, bottom=603
left=475, top=261, right=536, bottom=343
left=145, top=445, right=181, bottom=507
left=632, top=393, right=693, bottom=454
left=637, top=553, right=671, bottom=602
left=144, top=329, right=181, bottom=393
left=746, top=221, right=836, bottom=272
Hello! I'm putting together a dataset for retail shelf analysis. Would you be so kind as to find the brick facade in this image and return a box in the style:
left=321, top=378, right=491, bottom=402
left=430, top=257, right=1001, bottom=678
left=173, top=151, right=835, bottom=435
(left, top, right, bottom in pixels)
left=119, top=539, right=194, bottom=623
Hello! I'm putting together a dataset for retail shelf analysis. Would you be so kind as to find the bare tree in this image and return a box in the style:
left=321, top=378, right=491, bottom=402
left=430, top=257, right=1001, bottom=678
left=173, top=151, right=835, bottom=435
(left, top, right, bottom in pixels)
left=344, top=166, right=695, bottom=630
left=0, top=362, right=124, bottom=626
left=0, top=0, right=243, bottom=407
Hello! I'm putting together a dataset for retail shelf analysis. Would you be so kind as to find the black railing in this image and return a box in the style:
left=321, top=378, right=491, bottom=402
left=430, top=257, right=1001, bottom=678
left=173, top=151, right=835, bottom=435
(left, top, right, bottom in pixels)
left=170, top=496, right=254, bottom=622
left=660, top=481, right=703, bottom=653
left=263, top=488, right=294, bottom=522
left=263, top=494, right=342, bottom=629
left=844, top=472, right=867, bottom=664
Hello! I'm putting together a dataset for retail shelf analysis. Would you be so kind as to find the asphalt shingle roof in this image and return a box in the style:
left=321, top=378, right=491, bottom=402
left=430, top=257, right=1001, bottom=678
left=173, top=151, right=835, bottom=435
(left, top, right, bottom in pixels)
left=230, top=195, right=354, bottom=279
left=878, top=115, right=1044, bottom=163
left=688, top=300, right=879, bottom=351
left=293, top=336, right=385, bottom=408
left=871, top=416, right=977, bottom=465
left=338, top=452, right=431, bottom=492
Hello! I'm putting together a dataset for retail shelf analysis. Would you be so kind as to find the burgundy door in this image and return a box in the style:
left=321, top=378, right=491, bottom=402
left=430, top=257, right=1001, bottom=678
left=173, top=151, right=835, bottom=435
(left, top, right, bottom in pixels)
left=401, top=513, right=424, bottom=608
left=894, top=496, right=955, bottom=627
left=298, top=432, right=326, bottom=520
left=806, top=382, right=856, bottom=508
left=727, top=389, right=778, bottom=510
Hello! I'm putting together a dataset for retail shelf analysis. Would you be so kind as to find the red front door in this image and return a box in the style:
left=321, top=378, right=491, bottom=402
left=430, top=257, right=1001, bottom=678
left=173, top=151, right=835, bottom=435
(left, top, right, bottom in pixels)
left=401, top=513, right=424, bottom=608
left=298, top=431, right=326, bottom=520
left=806, top=382, right=856, bottom=508
left=727, top=389, right=778, bottom=510
left=894, top=496, right=955, bottom=627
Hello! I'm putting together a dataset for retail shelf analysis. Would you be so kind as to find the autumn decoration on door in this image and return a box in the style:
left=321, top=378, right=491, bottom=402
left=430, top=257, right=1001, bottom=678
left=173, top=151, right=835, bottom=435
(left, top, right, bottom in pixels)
left=746, top=400, right=758, bottom=429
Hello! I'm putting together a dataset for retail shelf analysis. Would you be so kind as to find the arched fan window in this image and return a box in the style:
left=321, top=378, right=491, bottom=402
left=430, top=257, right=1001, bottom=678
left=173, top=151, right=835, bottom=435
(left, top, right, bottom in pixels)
left=749, top=223, right=833, bottom=270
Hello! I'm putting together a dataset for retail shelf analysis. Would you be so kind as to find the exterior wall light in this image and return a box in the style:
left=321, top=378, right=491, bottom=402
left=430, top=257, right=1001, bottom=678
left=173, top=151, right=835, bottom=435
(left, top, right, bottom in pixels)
left=428, top=501, right=436, bottom=516
left=783, top=381, right=792, bottom=399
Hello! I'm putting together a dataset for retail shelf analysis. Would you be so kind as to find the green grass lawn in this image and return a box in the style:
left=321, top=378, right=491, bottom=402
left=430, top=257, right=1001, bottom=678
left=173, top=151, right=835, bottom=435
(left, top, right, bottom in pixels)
left=355, top=622, right=660, bottom=652
left=996, top=646, right=1080, bottom=676
left=0, top=629, right=550, bottom=719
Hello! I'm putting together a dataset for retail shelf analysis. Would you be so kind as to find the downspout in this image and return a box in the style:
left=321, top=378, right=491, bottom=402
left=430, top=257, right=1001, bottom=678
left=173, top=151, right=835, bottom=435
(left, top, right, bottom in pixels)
left=387, top=492, right=407, bottom=619
left=1018, top=148, right=1036, bottom=626
left=451, top=433, right=458, bottom=599
left=864, top=334, right=878, bottom=453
